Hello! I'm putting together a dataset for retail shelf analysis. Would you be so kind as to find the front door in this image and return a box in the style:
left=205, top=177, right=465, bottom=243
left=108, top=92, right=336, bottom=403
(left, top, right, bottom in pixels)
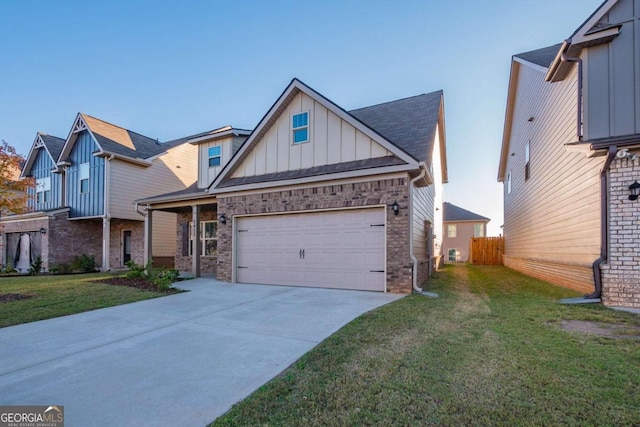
left=122, top=230, right=132, bottom=265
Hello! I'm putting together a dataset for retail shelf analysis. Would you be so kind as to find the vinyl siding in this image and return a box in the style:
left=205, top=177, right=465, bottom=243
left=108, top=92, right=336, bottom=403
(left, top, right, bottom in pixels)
left=27, top=148, right=62, bottom=211
left=231, top=92, right=392, bottom=178
left=503, top=63, right=602, bottom=278
left=109, top=143, right=197, bottom=220
left=584, top=0, right=640, bottom=139
left=66, top=131, right=105, bottom=218
left=197, top=136, right=235, bottom=189
left=152, top=211, right=177, bottom=257
left=443, top=221, right=486, bottom=262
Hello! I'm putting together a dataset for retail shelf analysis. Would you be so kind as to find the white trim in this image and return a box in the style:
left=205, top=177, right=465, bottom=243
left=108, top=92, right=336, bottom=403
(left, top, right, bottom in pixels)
left=570, top=0, right=618, bottom=44
left=573, top=26, right=620, bottom=46
left=0, top=208, right=70, bottom=223
left=121, top=228, right=132, bottom=266
left=211, top=164, right=418, bottom=195
left=512, top=56, right=549, bottom=74
left=20, top=133, right=57, bottom=179
left=94, top=151, right=152, bottom=167
left=188, top=128, right=251, bottom=145
left=291, top=110, right=310, bottom=145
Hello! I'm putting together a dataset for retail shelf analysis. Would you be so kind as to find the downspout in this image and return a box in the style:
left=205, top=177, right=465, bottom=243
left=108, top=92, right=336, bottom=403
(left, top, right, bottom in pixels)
left=560, top=40, right=584, bottom=141
left=587, top=146, right=617, bottom=299
left=408, top=163, right=427, bottom=293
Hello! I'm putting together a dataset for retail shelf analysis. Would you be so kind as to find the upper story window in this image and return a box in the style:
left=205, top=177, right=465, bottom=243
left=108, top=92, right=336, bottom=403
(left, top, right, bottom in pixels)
left=292, top=112, right=309, bottom=144
left=447, top=224, right=457, bottom=238
left=525, top=141, right=530, bottom=181
left=36, top=177, right=51, bottom=204
left=79, top=162, right=90, bottom=193
left=208, top=146, right=222, bottom=167
left=507, top=170, right=512, bottom=194
left=474, top=223, right=484, bottom=237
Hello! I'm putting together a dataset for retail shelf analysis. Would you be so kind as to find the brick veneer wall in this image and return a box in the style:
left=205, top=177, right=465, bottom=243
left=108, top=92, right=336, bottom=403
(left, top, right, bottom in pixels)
left=175, top=209, right=218, bottom=274
left=1, top=216, right=50, bottom=270
left=109, top=219, right=144, bottom=268
left=217, top=178, right=414, bottom=293
left=601, top=156, right=640, bottom=308
left=49, top=212, right=103, bottom=269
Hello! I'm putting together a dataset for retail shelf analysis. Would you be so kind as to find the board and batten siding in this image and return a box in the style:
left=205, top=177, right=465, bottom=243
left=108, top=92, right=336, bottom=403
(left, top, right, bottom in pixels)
left=503, top=62, right=602, bottom=292
left=197, top=136, right=241, bottom=189
left=231, top=92, right=392, bottom=178
left=584, top=0, right=640, bottom=140
left=27, top=148, right=62, bottom=211
left=66, top=131, right=105, bottom=218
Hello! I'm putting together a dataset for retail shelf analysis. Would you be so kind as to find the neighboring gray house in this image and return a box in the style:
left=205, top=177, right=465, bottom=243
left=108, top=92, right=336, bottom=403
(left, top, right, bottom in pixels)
left=442, top=202, right=490, bottom=263
left=498, top=0, right=640, bottom=308
left=139, top=78, right=448, bottom=293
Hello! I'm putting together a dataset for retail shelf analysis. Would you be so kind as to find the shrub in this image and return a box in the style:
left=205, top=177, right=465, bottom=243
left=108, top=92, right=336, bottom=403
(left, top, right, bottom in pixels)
left=28, top=256, right=43, bottom=275
left=125, top=260, right=146, bottom=278
left=125, top=260, right=179, bottom=290
left=50, top=263, right=72, bottom=274
left=71, top=254, right=97, bottom=273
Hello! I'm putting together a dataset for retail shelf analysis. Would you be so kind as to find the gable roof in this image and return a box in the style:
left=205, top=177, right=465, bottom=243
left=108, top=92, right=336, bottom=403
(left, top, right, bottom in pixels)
left=514, top=44, right=562, bottom=69
left=21, top=133, right=66, bottom=178
left=349, top=91, right=444, bottom=166
left=443, top=202, right=490, bottom=223
left=211, top=78, right=446, bottom=192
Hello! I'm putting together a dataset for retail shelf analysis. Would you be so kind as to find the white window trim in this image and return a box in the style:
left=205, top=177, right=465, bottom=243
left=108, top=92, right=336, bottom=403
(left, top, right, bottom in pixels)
left=292, top=111, right=310, bottom=145
left=189, top=220, right=218, bottom=256
left=79, top=162, right=90, bottom=194
left=36, top=177, right=51, bottom=203
left=447, top=224, right=457, bottom=238
left=507, top=170, right=512, bottom=194
left=474, top=223, right=484, bottom=238
left=208, top=146, right=222, bottom=168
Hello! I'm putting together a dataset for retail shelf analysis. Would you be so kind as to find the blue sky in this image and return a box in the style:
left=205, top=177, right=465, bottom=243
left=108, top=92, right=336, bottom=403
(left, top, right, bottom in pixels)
left=1, top=0, right=603, bottom=235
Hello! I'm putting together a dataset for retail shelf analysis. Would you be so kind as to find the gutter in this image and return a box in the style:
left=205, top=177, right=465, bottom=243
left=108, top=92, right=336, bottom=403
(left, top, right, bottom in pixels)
left=408, top=163, right=428, bottom=293
left=587, top=145, right=617, bottom=300
left=560, top=40, right=584, bottom=141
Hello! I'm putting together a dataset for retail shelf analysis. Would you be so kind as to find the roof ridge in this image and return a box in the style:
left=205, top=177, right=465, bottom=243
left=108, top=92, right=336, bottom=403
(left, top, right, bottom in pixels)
left=349, top=90, right=443, bottom=113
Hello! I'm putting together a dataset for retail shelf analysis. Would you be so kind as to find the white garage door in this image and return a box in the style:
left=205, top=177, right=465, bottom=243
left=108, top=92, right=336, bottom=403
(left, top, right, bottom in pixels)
left=236, top=208, right=385, bottom=291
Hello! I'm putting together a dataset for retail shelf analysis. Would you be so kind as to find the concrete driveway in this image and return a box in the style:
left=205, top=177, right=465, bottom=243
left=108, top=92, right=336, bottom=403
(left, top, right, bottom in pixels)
left=0, top=279, right=402, bottom=426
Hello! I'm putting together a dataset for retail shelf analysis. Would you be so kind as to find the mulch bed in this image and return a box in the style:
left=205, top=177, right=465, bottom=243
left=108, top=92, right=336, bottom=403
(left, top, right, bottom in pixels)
left=0, top=293, right=37, bottom=304
left=93, top=277, right=183, bottom=294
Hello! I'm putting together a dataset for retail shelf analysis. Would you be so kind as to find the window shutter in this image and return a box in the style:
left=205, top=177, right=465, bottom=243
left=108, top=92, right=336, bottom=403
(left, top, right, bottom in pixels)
left=181, top=223, right=189, bottom=256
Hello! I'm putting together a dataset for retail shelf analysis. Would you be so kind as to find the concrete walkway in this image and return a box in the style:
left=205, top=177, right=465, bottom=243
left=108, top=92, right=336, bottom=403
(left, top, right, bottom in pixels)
left=0, top=279, right=402, bottom=426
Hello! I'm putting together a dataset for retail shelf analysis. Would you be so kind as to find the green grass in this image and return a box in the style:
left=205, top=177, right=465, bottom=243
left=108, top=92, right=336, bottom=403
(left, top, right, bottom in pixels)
left=211, top=264, right=640, bottom=426
left=0, top=273, right=171, bottom=328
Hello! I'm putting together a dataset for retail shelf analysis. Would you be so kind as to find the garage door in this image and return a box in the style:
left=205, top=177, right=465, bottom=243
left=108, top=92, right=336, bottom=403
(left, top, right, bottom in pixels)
left=236, top=208, right=385, bottom=291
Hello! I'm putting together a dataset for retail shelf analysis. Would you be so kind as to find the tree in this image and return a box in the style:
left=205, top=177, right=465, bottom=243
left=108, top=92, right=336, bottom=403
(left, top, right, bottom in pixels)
left=0, top=139, right=33, bottom=216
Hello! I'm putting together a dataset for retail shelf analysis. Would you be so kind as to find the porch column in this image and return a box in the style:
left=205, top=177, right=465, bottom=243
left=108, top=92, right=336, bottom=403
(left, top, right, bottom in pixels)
left=144, top=208, right=153, bottom=267
left=102, top=216, right=111, bottom=271
left=192, top=205, right=201, bottom=277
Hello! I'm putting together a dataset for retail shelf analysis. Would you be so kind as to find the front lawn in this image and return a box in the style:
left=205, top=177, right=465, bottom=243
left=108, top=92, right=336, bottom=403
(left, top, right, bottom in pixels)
left=0, top=273, right=177, bottom=328
left=212, top=264, right=640, bottom=426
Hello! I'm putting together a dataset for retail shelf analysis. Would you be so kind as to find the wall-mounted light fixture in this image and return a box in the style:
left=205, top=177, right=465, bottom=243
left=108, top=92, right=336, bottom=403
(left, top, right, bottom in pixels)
left=391, top=201, right=399, bottom=216
left=628, top=181, right=640, bottom=201
left=40, top=227, right=46, bottom=234
left=219, top=214, right=227, bottom=224
left=527, top=116, right=534, bottom=122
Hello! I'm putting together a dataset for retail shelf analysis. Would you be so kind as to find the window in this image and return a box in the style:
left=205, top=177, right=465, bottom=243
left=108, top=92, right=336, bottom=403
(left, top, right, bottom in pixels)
left=474, top=223, right=484, bottom=237
left=448, top=249, right=458, bottom=262
left=507, top=170, right=512, bottom=194
left=292, top=112, right=309, bottom=144
left=447, top=224, right=457, bottom=238
left=525, top=142, right=530, bottom=181
left=208, top=146, right=222, bottom=167
left=36, top=177, right=51, bottom=204
left=189, top=220, right=218, bottom=256
left=79, top=162, right=90, bottom=193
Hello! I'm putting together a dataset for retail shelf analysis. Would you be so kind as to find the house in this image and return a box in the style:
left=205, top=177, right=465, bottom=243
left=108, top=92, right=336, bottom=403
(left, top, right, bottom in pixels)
left=442, top=202, right=490, bottom=263
left=0, top=114, right=200, bottom=272
left=139, top=78, right=448, bottom=293
left=498, top=0, right=640, bottom=308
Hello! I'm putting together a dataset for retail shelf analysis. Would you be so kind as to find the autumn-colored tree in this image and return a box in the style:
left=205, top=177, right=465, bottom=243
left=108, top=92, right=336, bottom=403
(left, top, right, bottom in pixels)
left=0, top=139, right=33, bottom=216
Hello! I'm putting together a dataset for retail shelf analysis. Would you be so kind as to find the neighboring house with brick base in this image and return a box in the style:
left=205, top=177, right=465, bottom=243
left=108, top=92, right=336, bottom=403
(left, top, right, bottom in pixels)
left=498, top=0, right=640, bottom=308
left=0, top=115, right=199, bottom=272
left=140, top=78, right=448, bottom=294
left=442, top=202, right=490, bottom=263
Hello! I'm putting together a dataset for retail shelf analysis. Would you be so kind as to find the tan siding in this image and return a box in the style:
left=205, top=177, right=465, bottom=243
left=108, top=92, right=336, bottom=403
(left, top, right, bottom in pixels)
left=503, top=63, right=602, bottom=287
left=231, top=92, right=391, bottom=178
left=152, top=211, right=177, bottom=257
left=197, top=136, right=235, bottom=189
left=584, top=0, right=640, bottom=139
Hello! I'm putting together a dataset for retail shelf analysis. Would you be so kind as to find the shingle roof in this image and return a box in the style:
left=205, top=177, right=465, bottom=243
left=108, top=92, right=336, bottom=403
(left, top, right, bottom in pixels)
left=514, top=44, right=562, bottom=68
left=349, top=91, right=443, bottom=165
left=443, top=202, right=490, bottom=222
left=217, top=156, right=406, bottom=189
left=39, top=134, right=65, bottom=160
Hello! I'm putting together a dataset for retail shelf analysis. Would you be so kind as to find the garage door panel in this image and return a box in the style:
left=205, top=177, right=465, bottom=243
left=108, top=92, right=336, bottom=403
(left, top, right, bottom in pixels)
left=236, top=208, right=385, bottom=291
